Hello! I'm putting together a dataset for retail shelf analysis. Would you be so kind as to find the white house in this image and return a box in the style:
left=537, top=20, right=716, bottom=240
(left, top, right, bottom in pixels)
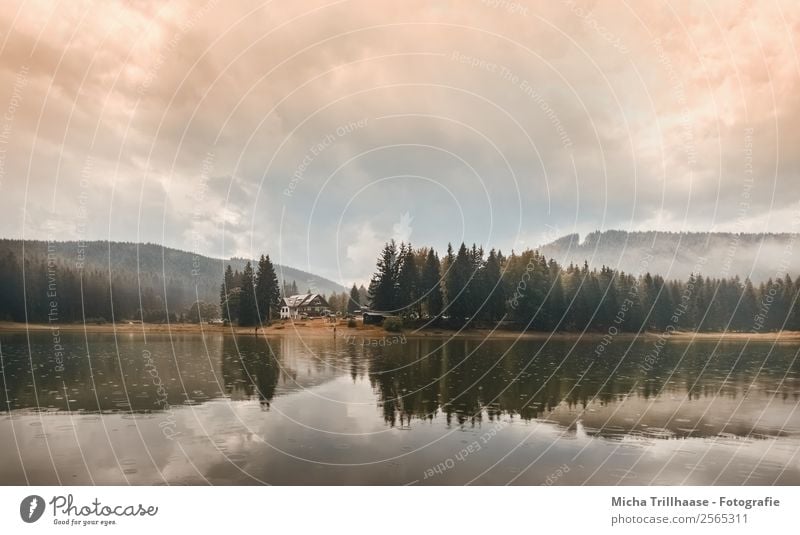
left=279, top=293, right=331, bottom=319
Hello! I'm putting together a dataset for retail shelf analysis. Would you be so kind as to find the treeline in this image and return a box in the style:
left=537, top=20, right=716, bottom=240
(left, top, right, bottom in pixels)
left=0, top=246, right=360, bottom=326
left=219, top=255, right=280, bottom=326
left=539, top=230, right=800, bottom=283
left=327, top=284, right=369, bottom=315
left=0, top=238, right=349, bottom=315
left=218, top=255, right=369, bottom=325
left=0, top=250, right=193, bottom=323
left=367, top=240, right=800, bottom=332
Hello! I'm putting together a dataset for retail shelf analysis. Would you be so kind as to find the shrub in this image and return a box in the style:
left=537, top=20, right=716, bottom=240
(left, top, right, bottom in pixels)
left=347, top=318, right=357, bottom=328
left=383, top=316, right=403, bottom=332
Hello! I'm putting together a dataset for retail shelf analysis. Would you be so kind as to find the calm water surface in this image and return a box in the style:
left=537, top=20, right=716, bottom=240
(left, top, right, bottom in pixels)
left=1, top=331, right=799, bottom=485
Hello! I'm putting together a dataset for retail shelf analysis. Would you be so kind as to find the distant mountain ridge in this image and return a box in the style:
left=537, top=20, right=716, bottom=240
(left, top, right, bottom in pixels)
left=538, top=230, right=800, bottom=282
left=0, top=239, right=347, bottom=309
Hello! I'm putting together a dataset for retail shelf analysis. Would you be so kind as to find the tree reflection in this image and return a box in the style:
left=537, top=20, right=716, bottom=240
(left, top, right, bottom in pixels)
left=367, top=338, right=800, bottom=438
left=221, top=335, right=280, bottom=409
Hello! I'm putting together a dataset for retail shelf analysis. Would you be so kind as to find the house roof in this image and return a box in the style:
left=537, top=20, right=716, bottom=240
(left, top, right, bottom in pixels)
left=281, top=293, right=329, bottom=308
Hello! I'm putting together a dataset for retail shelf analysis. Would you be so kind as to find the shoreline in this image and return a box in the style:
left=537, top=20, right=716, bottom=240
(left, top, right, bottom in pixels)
left=2, top=321, right=800, bottom=342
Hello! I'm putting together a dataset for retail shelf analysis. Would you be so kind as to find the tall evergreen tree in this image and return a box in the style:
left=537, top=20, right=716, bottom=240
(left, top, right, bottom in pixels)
left=483, top=249, right=505, bottom=321
left=396, top=243, right=419, bottom=316
left=445, top=243, right=473, bottom=321
left=369, top=240, right=399, bottom=311
left=546, top=258, right=565, bottom=330
left=348, top=283, right=361, bottom=313
left=255, top=254, right=280, bottom=324
left=420, top=248, right=443, bottom=318
left=238, top=261, right=257, bottom=326
left=358, top=284, right=368, bottom=306
left=220, top=264, right=237, bottom=322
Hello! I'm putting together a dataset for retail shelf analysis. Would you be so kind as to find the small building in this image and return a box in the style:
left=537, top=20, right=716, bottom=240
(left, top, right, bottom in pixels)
left=362, top=311, right=386, bottom=325
left=280, top=293, right=331, bottom=319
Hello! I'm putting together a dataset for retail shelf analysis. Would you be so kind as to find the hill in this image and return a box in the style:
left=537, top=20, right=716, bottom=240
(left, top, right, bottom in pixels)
left=538, top=230, right=800, bottom=281
left=0, top=239, right=346, bottom=316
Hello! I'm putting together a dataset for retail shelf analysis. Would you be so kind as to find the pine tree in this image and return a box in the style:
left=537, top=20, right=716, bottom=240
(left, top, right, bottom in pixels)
left=420, top=248, right=443, bottom=318
left=790, top=276, right=800, bottom=330
left=651, top=275, right=673, bottom=331
left=348, top=284, right=361, bottom=313
left=358, top=284, right=368, bottom=306
left=220, top=264, right=236, bottom=322
left=369, top=240, right=399, bottom=311
left=483, top=249, right=504, bottom=321
left=445, top=243, right=472, bottom=321
left=546, top=258, right=564, bottom=330
left=396, top=243, right=419, bottom=316
left=255, top=254, right=280, bottom=324
left=238, top=261, right=257, bottom=326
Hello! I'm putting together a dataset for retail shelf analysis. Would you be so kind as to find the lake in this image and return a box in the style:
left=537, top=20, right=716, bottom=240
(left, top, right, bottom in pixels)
left=1, top=330, right=799, bottom=485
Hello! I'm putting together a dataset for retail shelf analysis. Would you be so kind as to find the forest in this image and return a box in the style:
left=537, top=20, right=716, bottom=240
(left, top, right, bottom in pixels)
left=0, top=239, right=346, bottom=323
left=539, top=230, right=800, bottom=283
left=0, top=246, right=364, bottom=326
left=367, top=240, right=800, bottom=333
left=2, top=237, right=799, bottom=333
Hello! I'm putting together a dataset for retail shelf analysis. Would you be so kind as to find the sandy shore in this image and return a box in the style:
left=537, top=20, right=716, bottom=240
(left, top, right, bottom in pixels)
left=2, top=320, right=800, bottom=342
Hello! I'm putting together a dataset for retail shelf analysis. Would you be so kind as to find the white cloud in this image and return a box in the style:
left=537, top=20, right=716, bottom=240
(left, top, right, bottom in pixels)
left=0, top=0, right=797, bottom=282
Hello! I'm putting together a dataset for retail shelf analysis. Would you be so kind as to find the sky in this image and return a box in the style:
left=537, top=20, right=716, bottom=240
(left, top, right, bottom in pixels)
left=0, top=0, right=798, bottom=285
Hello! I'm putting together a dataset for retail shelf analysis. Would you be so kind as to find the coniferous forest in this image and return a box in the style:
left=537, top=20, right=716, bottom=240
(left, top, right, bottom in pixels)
left=0, top=239, right=347, bottom=325
left=367, top=240, right=800, bottom=333
left=2, top=237, right=800, bottom=333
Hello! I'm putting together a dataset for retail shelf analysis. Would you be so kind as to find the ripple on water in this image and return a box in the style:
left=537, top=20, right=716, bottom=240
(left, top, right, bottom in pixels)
left=641, top=427, right=675, bottom=440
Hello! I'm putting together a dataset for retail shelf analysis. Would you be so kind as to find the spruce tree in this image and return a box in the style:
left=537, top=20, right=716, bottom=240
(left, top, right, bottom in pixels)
left=238, top=261, right=257, bottom=326
left=396, top=243, right=419, bottom=316
left=255, top=254, right=280, bottom=324
left=348, top=284, right=361, bottom=313
left=220, top=264, right=236, bottom=322
left=483, top=249, right=505, bottom=321
left=358, top=284, right=368, bottom=306
left=445, top=243, right=472, bottom=321
left=420, top=248, right=443, bottom=318
left=368, top=240, right=399, bottom=311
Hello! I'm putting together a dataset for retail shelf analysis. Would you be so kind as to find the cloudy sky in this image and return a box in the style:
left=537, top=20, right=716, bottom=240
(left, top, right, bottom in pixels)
left=0, top=0, right=798, bottom=284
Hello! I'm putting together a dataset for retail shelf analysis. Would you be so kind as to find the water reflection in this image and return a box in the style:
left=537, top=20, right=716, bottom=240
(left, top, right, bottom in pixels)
left=1, top=331, right=799, bottom=484
left=370, top=337, right=800, bottom=440
left=2, top=333, right=799, bottom=439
